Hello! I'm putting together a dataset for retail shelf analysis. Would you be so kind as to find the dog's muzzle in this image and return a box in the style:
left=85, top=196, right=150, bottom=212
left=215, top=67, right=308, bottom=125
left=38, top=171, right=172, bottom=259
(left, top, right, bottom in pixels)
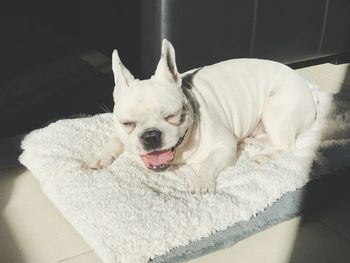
left=140, top=130, right=187, bottom=172
left=140, top=128, right=162, bottom=151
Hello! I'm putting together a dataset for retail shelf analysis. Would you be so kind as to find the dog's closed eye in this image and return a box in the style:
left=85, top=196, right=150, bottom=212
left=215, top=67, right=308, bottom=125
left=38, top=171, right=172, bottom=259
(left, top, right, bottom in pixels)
left=165, top=112, right=181, bottom=125
left=121, top=121, right=137, bottom=133
left=122, top=121, right=136, bottom=127
left=165, top=113, right=176, bottom=120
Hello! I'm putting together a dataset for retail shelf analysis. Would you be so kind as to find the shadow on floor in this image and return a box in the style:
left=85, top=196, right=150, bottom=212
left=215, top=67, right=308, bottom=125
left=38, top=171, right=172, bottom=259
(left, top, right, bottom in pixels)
left=288, top=64, right=350, bottom=262
left=0, top=166, right=26, bottom=263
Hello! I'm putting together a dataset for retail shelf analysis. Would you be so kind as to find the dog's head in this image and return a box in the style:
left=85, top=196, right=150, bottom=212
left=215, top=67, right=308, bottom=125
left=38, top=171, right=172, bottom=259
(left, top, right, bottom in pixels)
left=112, top=39, right=194, bottom=171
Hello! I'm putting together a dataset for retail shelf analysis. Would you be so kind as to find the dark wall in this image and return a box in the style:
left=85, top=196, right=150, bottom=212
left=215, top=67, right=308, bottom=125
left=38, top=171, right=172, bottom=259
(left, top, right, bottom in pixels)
left=252, top=0, right=327, bottom=62
left=321, top=0, right=350, bottom=56
left=79, top=0, right=142, bottom=77
left=142, top=0, right=350, bottom=74
left=0, top=2, right=114, bottom=139
left=1, top=0, right=350, bottom=139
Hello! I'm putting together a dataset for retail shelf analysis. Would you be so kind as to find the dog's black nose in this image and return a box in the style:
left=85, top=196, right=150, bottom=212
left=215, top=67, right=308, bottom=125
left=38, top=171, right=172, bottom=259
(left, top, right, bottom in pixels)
left=140, top=128, right=162, bottom=150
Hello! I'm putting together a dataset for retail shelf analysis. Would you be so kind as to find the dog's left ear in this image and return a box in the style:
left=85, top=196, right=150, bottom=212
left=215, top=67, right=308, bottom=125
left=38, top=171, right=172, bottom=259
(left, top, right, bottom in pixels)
left=154, top=39, right=181, bottom=85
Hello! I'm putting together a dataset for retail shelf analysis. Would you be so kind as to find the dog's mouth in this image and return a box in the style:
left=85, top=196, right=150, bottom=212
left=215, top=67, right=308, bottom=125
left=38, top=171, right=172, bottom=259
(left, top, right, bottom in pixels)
left=140, top=130, right=187, bottom=172
left=141, top=147, right=176, bottom=172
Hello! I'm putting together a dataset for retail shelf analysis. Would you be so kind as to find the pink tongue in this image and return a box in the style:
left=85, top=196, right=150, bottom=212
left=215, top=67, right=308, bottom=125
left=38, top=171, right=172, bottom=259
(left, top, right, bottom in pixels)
left=141, top=150, right=176, bottom=167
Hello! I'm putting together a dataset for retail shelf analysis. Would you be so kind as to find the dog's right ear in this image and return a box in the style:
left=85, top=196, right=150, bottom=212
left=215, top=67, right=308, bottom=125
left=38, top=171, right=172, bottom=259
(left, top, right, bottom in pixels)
left=112, top=50, right=135, bottom=94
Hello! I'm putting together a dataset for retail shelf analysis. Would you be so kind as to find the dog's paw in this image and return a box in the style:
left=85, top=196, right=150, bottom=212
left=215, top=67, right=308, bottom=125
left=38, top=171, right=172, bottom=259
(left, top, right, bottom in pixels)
left=251, top=153, right=272, bottom=164
left=239, top=137, right=259, bottom=151
left=83, top=157, right=114, bottom=170
left=190, top=177, right=216, bottom=194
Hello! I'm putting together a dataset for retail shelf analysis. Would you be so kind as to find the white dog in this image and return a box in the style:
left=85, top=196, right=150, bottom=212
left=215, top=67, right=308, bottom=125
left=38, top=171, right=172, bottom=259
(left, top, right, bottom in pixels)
left=85, top=39, right=317, bottom=193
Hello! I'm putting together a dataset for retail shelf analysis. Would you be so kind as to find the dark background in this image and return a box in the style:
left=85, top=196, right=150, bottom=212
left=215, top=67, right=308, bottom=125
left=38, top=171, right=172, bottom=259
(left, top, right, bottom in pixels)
left=0, top=1, right=142, bottom=139
left=1, top=0, right=350, bottom=140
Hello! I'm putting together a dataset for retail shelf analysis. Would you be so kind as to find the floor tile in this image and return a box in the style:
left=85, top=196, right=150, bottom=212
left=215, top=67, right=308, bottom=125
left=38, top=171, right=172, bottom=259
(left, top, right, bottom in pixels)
left=296, top=69, right=350, bottom=94
left=0, top=167, right=91, bottom=263
left=187, top=217, right=302, bottom=263
left=288, top=217, right=350, bottom=263
left=188, top=216, right=350, bottom=263
left=311, top=195, right=350, bottom=241
left=304, top=63, right=350, bottom=85
left=57, top=251, right=102, bottom=263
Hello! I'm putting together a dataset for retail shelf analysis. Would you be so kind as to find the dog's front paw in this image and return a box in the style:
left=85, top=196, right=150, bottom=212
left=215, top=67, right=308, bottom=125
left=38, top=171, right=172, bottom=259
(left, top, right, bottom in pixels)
left=190, top=177, right=216, bottom=194
left=251, top=153, right=273, bottom=164
left=83, top=156, right=114, bottom=170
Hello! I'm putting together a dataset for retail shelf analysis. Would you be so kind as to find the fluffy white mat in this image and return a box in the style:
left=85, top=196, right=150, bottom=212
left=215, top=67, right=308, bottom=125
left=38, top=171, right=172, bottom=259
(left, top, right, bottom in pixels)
left=19, top=90, right=350, bottom=263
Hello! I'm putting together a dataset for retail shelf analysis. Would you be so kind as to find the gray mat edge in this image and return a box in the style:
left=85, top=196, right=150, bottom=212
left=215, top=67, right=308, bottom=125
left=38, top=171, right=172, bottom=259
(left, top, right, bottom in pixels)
left=152, top=169, right=350, bottom=263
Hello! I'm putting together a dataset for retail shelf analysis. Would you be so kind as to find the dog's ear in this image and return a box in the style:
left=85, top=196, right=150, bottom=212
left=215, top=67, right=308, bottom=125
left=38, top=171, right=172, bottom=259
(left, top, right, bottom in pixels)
left=154, top=39, right=181, bottom=84
left=112, top=50, right=135, bottom=91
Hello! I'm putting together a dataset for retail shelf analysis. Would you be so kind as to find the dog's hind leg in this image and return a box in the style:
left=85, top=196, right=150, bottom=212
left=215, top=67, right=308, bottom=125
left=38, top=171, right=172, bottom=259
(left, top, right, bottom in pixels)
left=242, top=120, right=269, bottom=146
left=253, top=97, right=300, bottom=164
left=250, top=113, right=296, bottom=164
left=262, top=109, right=297, bottom=152
left=253, top=80, right=316, bottom=164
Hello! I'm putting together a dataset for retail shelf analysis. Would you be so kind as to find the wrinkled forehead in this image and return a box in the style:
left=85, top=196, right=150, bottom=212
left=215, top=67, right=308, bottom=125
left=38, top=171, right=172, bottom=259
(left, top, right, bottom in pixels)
left=115, top=80, right=184, bottom=118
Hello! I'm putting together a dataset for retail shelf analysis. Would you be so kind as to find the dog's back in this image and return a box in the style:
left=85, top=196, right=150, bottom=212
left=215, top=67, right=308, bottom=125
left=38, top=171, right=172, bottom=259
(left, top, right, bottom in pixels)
left=184, top=58, right=317, bottom=141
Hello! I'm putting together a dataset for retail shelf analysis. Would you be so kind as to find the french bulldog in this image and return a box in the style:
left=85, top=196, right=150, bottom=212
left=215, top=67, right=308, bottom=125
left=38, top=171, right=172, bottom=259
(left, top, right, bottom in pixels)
left=85, top=39, right=318, bottom=193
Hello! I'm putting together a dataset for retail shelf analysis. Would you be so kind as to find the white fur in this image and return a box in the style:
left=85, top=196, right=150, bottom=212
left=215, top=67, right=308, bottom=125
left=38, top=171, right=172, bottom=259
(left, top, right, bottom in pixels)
left=86, top=39, right=317, bottom=193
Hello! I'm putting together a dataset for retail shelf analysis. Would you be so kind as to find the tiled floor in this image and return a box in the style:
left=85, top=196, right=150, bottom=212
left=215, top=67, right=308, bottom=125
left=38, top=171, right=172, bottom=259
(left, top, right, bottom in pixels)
left=1, top=62, right=350, bottom=263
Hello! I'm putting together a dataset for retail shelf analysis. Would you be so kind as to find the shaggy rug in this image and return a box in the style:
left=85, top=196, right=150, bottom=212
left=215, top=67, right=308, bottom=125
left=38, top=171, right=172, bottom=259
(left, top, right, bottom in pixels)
left=19, top=90, right=350, bottom=263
